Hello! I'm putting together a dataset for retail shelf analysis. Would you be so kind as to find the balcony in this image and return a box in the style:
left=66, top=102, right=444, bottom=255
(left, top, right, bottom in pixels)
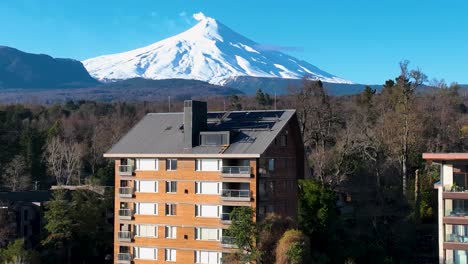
left=118, top=231, right=133, bottom=242
left=117, top=253, right=132, bottom=264
left=119, top=187, right=134, bottom=198
left=119, top=165, right=134, bottom=176
left=220, top=213, right=231, bottom=224
left=118, top=209, right=133, bottom=220
left=221, top=189, right=250, bottom=202
left=221, top=236, right=237, bottom=248
left=221, top=166, right=251, bottom=178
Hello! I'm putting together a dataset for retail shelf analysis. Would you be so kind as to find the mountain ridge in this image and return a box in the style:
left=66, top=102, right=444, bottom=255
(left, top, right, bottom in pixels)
left=0, top=46, right=99, bottom=89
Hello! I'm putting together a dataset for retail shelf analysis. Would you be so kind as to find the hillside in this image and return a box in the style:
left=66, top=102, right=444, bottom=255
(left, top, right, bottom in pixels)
left=0, top=46, right=99, bottom=89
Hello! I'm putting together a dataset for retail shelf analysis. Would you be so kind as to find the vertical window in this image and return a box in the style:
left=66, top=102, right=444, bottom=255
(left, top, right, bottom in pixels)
left=165, top=249, right=176, bottom=262
left=166, top=159, right=177, bottom=171
left=166, top=181, right=177, bottom=193
left=23, top=210, right=28, bottom=221
left=165, top=226, right=177, bottom=239
left=280, top=134, right=287, bottom=147
left=165, top=204, right=177, bottom=216
left=268, top=158, right=275, bottom=171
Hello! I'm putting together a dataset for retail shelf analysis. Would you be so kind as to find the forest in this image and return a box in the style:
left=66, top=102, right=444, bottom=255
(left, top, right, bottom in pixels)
left=0, top=61, right=465, bottom=263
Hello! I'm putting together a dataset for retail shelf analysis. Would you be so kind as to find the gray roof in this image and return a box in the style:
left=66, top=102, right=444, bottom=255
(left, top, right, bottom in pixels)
left=104, top=110, right=296, bottom=157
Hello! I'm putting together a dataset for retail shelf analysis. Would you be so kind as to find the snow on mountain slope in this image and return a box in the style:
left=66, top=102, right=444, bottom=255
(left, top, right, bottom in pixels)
left=83, top=12, right=352, bottom=85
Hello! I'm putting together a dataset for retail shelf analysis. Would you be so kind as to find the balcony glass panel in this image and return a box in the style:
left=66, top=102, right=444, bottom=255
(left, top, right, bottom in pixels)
left=119, top=165, right=134, bottom=176
left=445, top=199, right=468, bottom=217
left=446, top=249, right=468, bottom=264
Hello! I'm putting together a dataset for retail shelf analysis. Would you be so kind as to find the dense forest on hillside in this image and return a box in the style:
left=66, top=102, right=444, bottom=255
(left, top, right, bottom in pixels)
left=0, top=62, right=466, bottom=263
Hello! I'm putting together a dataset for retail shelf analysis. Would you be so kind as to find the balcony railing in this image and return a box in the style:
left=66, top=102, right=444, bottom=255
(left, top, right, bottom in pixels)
left=118, top=231, right=133, bottom=242
left=220, top=213, right=231, bottom=223
left=221, top=189, right=250, bottom=201
left=221, top=166, right=251, bottom=177
left=445, top=209, right=468, bottom=217
left=118, top=209, right=133, bottom=220
left=117, top=253, right=132, bottom=264
left=221, top=236, right=238, bottom=248
left=119, top=187, right=134, bottom=198
left=119, top=165, right=134, bottom=176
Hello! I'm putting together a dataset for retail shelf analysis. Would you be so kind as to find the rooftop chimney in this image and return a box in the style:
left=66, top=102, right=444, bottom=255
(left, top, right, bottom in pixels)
left=184, top=100, right=207, bottom=148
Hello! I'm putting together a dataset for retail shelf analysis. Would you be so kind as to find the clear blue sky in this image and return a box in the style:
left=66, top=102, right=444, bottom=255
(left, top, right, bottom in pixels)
left=1, top=0, right=467, bottom=84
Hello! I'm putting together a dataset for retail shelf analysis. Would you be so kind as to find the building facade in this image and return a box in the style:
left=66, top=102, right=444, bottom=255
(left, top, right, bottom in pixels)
left=423, top=153, right=468, bottom=264
left=104, top=100, right=304, bottom=264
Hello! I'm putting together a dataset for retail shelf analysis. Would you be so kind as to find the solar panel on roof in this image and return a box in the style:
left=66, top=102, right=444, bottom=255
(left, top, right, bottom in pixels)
left=227, top=112, right=247, bottom=119
left=227, top=111, right=285, bottom=120
left=207, top=112, right=225, bottom=119
left=258, top=111, right=285, bottom=118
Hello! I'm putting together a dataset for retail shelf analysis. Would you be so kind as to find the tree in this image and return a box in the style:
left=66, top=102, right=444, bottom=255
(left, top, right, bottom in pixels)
left=229, top=95, right=243, bottom=111
left=257, top=214, right=295, bottom=264
left=290, top=78, right=341, bottom=183
left=379, top=61, right=427, bottom=196
left=0, top=202, right=15, bottom=248
left=1, top=155, right=31, bottom=191
left=275, top=230, right=310, bottom=264
left=43, top=137, right=82, bottom=185
left=224, top=207, right=262, bottom=263
left=298, top=179, right=342, bottom=263
left=0, top=239, right=39, bottom=264
left=42, top=190, right=74, bottom=264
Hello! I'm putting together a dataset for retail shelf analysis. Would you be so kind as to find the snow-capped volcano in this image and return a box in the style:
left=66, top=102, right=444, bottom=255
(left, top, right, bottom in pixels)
left=83, top=13, right=352, bottom=85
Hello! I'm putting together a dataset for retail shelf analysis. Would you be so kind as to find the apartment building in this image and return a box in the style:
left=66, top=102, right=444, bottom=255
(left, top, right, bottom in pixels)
left=423, top=153, right=468, bottom=264
left=104, top=100, right=304, bottom=264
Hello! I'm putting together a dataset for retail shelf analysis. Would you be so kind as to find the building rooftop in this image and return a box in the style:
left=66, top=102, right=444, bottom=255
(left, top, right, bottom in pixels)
left=104, top=109, right=296, bottom=158
left=422, top=153, right=468, bottom=161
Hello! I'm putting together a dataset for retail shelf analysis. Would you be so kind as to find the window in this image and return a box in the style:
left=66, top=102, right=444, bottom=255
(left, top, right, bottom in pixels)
left=165, top=226, right=177, bottom=239
left=195, top=182, right=220, bottom=194
left=135, top=224, right=157, bottom=237
left=136, top=180, right=158, bottom=193
left=23, top=210, right=28, bottom=221
left=195, top=159, right=222, bottom=171
left=195, top=205, right=220, bottom=218
left=134, top=247, right=157, bottom=260
left=166, top=159, right=177, bottom=170
left=194, top=251, right=221, bottom=264
left=195, top=228, right=221, bottom=241
left=136, top=159, right=158, bottom=171
left=136, top=203, right=158, bottom=215
left=166, top=204, right=177, bottom=216
left=268, top=158, right=275, bottom=171
left=166, top=181, right=177, bottom=193
left=165, top=249, right=176, bottom=262
left=200, top=132, right=229, bottom=146
left=280, top=134, right=287, bottom=147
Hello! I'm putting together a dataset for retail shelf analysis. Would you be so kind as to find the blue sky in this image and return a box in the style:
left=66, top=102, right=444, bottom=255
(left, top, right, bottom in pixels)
left=1, top=0, right=467, bottom=84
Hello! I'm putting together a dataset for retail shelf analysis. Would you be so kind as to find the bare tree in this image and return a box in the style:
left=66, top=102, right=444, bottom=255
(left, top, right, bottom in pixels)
left=1, top=155, right=31, bottom=191
left=44, top=137, right=82, bottom=185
